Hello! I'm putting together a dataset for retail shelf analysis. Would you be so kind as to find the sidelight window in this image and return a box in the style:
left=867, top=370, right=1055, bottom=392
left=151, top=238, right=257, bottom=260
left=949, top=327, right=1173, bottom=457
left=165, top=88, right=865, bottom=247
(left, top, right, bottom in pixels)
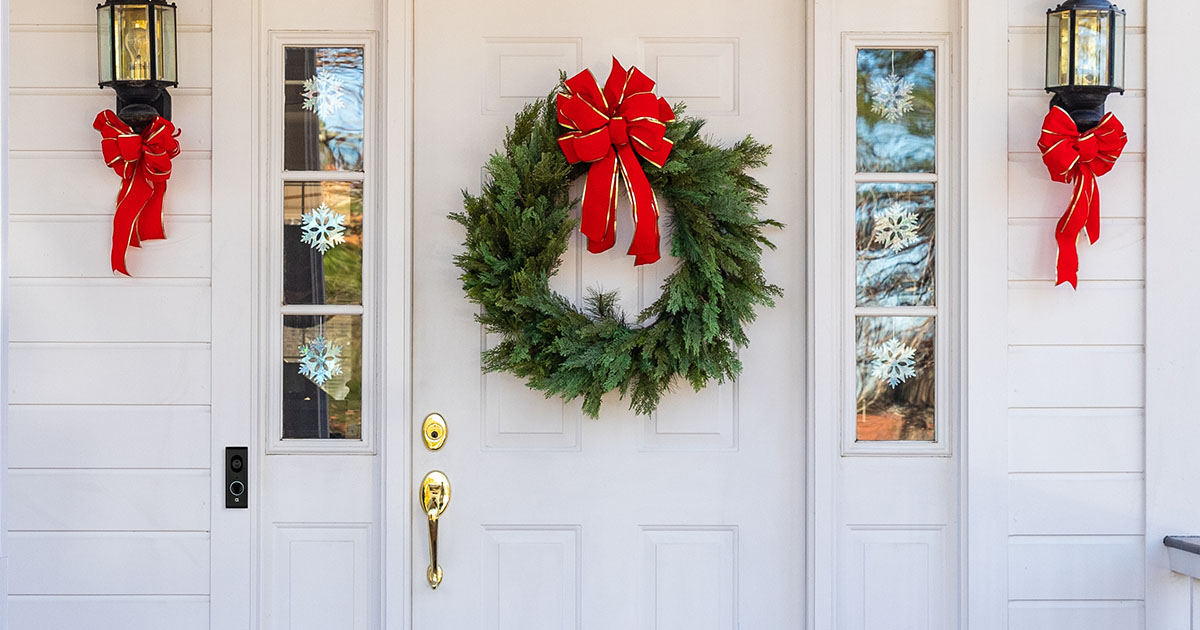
left=269, top=40, right=374, bottom=451
left=846, top=39, right=952, bottom=453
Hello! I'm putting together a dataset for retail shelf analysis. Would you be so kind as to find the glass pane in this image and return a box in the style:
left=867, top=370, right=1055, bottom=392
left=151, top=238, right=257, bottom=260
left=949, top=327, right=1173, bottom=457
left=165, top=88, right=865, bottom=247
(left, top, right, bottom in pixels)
left=1111, top=12, right=1126, bottom=90
left=97, top=6, right=113, bottom=83
left=1046, top=12, right=1070, bottom=88
left=283, top=314, right=362, bottom=439
left=857, top=48, right=935, bottom=173
left=1074, top=10, right=1110, bottom=87
left=284, top=46, right=364, bottom=172
left=113, top=5, right=151, bottom=82
left=283, top=181, right=363, bottom=305
left=856, top=316, right=935, bottom=442
left=856, top=183, right=935, bottom=307
left=155, top=6, right=177, bottom=83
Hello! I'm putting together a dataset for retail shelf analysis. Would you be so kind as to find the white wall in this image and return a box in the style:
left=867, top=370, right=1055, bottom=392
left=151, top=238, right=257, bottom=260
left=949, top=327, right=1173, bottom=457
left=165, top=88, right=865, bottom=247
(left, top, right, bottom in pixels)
left=5, top=1, right=213, bottom=628
left=1006, top=0, right=1147, bottom=627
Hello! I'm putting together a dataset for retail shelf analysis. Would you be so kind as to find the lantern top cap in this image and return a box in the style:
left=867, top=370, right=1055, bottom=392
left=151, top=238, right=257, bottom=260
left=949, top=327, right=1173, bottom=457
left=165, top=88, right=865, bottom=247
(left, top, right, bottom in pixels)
left=1047, top=0, right=1124, bottom=13
left=96, top=0, right=177, bottom=8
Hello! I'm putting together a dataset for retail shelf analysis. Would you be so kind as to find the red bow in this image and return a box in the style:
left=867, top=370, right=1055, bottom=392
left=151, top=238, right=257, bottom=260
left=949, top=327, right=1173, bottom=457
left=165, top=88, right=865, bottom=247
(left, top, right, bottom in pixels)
left=557, top=58, right=675, bottom=265
left=93, top=110, right=181, bottom=276
left=1037, top=106, right=1127, bottom=289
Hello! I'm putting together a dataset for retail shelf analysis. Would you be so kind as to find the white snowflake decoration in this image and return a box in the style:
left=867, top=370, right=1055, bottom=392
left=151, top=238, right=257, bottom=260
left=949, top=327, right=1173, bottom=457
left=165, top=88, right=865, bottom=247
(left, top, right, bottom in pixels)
left=301, top=70, right=346, bottom=118
left=869, top=339, right=918, bottom=389
left=868, top=73, right=915, bottom=123
left=299, top=204, right=347, bottom=254
left=872, top=203, right=921, bottom=252
left=298, top=336, right=343, bottom=387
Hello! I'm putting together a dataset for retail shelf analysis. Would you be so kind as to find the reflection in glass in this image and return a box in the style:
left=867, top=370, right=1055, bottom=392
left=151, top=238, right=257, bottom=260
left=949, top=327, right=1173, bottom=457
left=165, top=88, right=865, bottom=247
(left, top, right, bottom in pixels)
left=1073, top=10, right=1110, bottom=87
left=856, top=183, right=935, bottom=307
left=1111, top=12, right=1125, bottom=90
left=856, top=48, right=935, bottom=173
left=283, top=181, right=363, bottom=305
left=856, top=316, right=934, bottom=442
left=283, top=314, right=362, bottom=439
left=284, top=47, right=365, bottom=172
left=1047, top=12, right=1069, bottom=88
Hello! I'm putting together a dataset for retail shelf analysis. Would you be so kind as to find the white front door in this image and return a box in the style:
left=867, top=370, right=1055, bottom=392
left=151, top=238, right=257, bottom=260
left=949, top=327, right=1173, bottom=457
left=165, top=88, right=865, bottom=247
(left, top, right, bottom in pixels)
left=411, top=1, right=806, bottom=627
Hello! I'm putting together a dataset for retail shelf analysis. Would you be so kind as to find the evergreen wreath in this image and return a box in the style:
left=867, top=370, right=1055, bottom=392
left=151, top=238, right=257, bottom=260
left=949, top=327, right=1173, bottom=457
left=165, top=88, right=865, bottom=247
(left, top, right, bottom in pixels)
left=452, top=86, right=781, bottom=417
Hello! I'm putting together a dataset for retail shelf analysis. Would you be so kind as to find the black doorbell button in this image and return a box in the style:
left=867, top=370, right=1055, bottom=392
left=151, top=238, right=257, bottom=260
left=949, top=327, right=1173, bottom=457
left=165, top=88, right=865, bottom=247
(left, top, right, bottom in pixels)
left=226, top=447, right=248, bottom=509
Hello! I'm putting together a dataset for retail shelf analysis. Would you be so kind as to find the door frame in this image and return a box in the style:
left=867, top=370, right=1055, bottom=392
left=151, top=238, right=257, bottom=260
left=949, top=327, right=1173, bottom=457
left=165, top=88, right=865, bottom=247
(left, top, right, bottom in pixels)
left=210, top=0, right=1010, bottom=628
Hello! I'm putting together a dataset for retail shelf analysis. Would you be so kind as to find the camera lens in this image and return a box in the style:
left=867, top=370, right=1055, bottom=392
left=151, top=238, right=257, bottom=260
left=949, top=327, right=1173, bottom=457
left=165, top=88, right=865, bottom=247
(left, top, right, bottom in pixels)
left=231, top=456, right=243, bottom=472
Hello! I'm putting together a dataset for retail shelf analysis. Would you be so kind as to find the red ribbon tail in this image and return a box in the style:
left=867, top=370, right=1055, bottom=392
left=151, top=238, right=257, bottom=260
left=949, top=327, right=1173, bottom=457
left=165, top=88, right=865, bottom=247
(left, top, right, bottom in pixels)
left=616, top=145, right=661, bottom=266
left=111, top=172, right=156, bottom=276
left=1084, top=176, right=1101, bottom=245
left=1054, top=175, right=1093, bottom=289
left=137, top=182, right=168, bottom=242
left=580, top=154, right=619, bottom=254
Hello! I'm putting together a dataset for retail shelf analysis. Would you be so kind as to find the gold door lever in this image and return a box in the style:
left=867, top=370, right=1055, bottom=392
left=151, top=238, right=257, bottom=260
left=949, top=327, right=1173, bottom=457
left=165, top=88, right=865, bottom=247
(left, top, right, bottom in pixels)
left=420, top=471, right=451, bottom=589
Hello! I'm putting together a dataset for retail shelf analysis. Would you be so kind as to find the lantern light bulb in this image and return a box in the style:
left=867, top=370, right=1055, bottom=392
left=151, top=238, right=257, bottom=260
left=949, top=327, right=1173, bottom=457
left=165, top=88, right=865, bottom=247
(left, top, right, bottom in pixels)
left=124, top=21, right=150, bottom=81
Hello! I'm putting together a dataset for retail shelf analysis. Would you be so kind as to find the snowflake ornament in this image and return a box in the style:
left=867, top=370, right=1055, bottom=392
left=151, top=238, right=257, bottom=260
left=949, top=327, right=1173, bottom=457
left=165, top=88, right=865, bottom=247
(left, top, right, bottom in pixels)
left=872, top=203, right=920, bottom=252
left=299, top=204, right=347, bottom=254
left=869, top=338, right=918, bottom=389
left=868, top=72, right=915, bottom=123
left=298, top=336, right=343, bottom=387
left=301, top=70, right=346, bottom=118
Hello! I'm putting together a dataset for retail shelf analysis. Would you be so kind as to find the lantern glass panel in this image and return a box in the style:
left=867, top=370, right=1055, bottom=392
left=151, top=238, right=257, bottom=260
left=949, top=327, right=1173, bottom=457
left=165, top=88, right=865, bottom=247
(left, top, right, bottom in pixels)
left=1046, top=10, right=1071, bottom=89
left=155, top=5, right=178, bottom=83
left=1073, top=9, right=1110, bottom=87
left=97, top=5, right=114, bottom=84
left=114, top=5, right=152, bottom=82
left=1112, top=11, right=1126, bottom=90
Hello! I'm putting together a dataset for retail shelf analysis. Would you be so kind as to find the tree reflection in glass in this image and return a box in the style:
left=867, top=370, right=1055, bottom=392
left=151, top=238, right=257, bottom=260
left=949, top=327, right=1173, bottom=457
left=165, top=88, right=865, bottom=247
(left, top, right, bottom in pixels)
left=856, top=316, right=935, bottom=442
left=856, top=183, right=934, bottom=307
left=856, top=48, right=935, bottom=173
left=284, top=47, right=365, bottom=172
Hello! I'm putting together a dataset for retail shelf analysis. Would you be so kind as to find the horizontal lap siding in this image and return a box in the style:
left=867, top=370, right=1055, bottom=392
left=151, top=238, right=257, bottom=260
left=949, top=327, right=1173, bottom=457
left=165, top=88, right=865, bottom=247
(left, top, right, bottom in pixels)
left=1006, top=3, right=1146, bottom=627
left=6, top=1, right=213, bottom=624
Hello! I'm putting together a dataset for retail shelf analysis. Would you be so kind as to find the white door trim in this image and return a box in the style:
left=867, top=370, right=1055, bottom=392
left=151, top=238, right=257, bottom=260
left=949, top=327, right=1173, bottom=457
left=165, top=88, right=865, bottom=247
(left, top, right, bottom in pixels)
left=1145, top=2, right=1200, bottom=627
left=211, top=0, right=260, bottom=627
left=381, top=0, right=414, bottom=628
left=961, top=0, right=1010, bottom=628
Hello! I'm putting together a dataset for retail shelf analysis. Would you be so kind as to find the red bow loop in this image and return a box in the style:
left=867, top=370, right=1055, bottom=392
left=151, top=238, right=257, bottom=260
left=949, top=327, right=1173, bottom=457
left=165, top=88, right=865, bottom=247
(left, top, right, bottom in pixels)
left=557, top=58, right=676, bottom=266
left=1036, top=106, right=1127, bottom=289
left=93, top=109, right=181, bottom=276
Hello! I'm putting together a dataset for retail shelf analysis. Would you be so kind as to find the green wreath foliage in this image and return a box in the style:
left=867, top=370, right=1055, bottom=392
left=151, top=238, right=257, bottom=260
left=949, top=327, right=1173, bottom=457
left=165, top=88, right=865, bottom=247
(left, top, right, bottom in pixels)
left=451, top=88, right=781, bottom=417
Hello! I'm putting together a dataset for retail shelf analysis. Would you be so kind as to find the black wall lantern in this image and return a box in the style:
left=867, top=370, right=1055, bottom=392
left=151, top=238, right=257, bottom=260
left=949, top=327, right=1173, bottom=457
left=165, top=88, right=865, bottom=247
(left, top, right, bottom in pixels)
left=97, top=0, right=178, bottom=132
left=1045, top=0, right=1126, bottom=131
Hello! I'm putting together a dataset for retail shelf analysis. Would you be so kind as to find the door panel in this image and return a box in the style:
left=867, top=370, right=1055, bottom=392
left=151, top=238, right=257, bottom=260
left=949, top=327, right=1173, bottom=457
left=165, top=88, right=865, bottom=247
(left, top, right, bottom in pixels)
left=412, top=1, right=805, bottom=628
left=256, top=1, right=382, bottom=628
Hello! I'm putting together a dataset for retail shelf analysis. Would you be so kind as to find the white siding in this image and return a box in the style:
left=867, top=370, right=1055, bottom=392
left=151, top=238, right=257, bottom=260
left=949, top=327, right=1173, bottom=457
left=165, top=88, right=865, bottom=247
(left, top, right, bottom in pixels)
left=5, top=1, right=213, bottom=626
left=1007, top=0, right=1147, bottom=625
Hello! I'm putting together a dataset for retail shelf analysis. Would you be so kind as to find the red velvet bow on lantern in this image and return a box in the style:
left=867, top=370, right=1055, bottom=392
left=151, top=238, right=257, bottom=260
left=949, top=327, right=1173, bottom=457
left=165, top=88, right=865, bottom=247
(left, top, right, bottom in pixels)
left=1037, top=105, right=1127, bottom=289
left=93, top=110, right=181, bottom=276
left=557, top=58, right=676, bottom=265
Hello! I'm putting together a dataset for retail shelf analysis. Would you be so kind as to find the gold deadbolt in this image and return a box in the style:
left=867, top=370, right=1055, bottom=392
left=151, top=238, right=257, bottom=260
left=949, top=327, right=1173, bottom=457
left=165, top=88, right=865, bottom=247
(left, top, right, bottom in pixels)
left=422, top=413, right=447, bottom=451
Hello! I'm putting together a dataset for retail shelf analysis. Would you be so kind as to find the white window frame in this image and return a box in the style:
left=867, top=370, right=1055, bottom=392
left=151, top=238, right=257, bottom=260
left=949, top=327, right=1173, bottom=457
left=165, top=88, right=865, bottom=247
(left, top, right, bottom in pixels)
left=840, top=33, right=957, bottom=457
left=262, top=31, right=381, bottom=455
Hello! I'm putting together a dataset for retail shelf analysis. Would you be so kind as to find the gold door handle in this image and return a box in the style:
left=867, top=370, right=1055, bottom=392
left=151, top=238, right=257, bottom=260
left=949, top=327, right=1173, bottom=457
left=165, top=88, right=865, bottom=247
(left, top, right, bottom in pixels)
left=420, top=471, right=451, bottom=589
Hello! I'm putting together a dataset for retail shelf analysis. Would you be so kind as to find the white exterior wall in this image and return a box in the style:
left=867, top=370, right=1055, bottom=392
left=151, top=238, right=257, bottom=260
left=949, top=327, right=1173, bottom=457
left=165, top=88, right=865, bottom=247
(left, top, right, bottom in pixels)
left=1006, top=0, right=1148, bottom=627
left=5, top=1, right=213, bottom=628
